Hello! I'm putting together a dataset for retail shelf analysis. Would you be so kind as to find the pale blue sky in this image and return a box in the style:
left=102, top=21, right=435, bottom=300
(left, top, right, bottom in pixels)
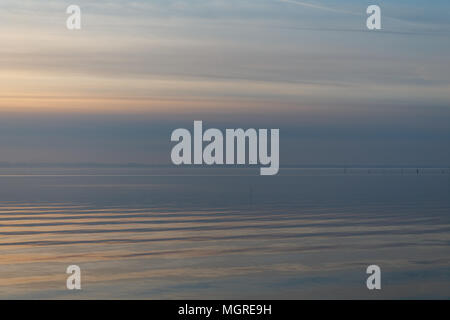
left=0, top=0, right=449, bottom=166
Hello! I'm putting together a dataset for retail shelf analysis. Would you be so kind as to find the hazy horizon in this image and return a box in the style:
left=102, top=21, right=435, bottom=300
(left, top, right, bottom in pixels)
left=1, top=0, right=450, bottom=167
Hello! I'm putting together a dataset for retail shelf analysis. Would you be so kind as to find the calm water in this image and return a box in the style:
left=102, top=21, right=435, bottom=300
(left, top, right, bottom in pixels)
left=0, top=167, right=449, bottom=299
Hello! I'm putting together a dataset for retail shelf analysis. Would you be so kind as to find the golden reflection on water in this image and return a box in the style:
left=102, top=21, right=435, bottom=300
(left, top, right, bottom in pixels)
left=0, top=201, right=449, bottom=299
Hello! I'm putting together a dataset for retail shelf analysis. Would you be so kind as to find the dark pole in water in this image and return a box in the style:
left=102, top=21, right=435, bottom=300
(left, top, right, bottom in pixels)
left=416, top=168, right=419, bottom=175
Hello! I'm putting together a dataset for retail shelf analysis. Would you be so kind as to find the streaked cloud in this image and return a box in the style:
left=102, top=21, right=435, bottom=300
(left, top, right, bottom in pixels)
left=0, top=0, right=449, bottom=165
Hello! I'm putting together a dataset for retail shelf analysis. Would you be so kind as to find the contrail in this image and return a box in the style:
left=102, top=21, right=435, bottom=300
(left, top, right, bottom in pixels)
left=279, top=0, right=443, bottom=30
left=278, top=0, right=358, bottom=16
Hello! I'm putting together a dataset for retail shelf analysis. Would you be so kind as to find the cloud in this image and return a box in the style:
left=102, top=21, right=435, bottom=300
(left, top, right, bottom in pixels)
left=278, top=0, right=357, bottom=15
left=0, top=0, right=449, bottom=165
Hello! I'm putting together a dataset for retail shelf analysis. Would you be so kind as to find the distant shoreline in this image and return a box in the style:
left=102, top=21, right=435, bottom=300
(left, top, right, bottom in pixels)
left=0, top=162, right=449, bottom=169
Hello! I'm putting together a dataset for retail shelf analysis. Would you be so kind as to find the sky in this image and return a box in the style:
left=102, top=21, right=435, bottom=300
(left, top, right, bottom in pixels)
left=0, top=0, right=449, bottom=166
